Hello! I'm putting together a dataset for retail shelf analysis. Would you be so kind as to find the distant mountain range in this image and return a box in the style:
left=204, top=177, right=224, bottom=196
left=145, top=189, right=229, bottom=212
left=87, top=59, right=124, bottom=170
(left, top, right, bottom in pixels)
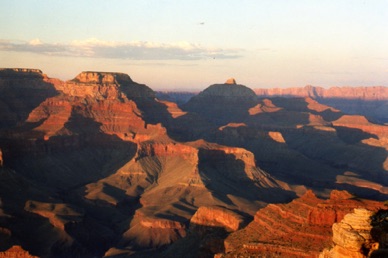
left=0, top=69, right=387, bottom=257
left=158, top=84, right=388, bottom=123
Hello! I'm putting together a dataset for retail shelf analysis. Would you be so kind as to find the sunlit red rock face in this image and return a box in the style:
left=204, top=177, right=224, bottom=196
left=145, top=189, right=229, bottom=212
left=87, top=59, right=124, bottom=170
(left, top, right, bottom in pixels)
left=320, top=208, right=388, bottom=258
left=0, top=245, right=38, bottom=258
left=222, top=190, right=385, bottom=258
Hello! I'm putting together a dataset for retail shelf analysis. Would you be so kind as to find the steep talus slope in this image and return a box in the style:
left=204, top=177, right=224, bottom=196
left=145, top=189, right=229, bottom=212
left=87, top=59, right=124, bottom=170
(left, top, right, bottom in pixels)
left=221, top=190, right=385, bottom=258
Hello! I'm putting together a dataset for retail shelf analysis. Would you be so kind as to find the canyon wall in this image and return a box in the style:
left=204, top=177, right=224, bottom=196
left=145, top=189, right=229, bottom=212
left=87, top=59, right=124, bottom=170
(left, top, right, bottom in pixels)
left=254, top=85, right=388, bottom=123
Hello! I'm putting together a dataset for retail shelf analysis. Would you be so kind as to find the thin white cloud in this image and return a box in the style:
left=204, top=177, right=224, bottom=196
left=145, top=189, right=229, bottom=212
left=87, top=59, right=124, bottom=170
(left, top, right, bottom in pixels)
left=0, top=38, right=242, bottom=60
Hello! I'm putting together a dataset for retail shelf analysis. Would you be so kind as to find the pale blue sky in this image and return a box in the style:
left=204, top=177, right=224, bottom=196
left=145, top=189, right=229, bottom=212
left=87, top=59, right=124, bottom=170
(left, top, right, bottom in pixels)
left=1, top=0, right=387, bottom=90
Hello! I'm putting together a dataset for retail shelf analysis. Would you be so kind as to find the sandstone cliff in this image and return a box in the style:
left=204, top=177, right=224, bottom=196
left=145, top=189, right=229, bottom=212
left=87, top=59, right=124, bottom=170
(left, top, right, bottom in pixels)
left=254, top=85, right=388, bottom=101
left=320, top=208, right=388, bottom=258
left=222, top=190, right=384, bottom=258
left=190, top=206, right=245, bottom=232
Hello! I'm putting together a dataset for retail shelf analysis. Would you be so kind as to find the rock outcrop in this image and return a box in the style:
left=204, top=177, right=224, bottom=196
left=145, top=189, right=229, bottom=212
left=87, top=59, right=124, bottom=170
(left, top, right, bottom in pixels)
left=222, top=190, right=384, bottom=257
left=0, top=245, right=38, bottom=258
left=225, top=78, right=236, bottom=84
left=60, top=71, right=155, bottom=99
left=190, top=206, right=245, bottom=232
left=320, top=208, right=388, bottom=258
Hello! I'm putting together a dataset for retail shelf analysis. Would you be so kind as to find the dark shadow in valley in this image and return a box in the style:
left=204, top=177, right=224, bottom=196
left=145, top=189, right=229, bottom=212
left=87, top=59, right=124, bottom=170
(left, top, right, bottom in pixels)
left=197, top=148, right=296, bottom=206
left=155, top=91, right=197, bottom=105
left=125, top=223, right=228, bottom=258
left=335, top=126, right=378, bottom=144
left=280, top=125, right=388, bottom=197
left=4, top=111, right=137, bottom=190
left=0, top=109, right=139, bottom=257
left=334, top=183, right=388, bottom=201
left=0, top=73, right=59, bottom=129
left=210, top=111, right=388, bottom=201
left=182, top=94, right=260, bottom=126
left=317, top=98, right=388, bottom=124
left=268, top=97, right=343, bottom=122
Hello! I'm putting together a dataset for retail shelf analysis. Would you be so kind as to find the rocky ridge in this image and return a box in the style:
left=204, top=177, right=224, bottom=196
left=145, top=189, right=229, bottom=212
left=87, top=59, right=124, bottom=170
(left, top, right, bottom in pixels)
left=254, top=85, right=388, bottom=123
left=254, top=85, right=388, bottom=101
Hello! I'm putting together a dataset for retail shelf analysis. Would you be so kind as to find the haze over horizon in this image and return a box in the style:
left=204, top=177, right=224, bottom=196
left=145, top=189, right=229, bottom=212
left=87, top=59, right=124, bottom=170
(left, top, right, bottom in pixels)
left=1, top=0, right=388, bottom=90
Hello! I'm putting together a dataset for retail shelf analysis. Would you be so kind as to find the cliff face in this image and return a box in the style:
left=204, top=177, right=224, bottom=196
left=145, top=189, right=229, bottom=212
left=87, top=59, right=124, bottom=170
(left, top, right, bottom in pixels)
left=190, top=206, right=245, bottom=232
left=222, top=190, right=385, bottom=258
left=60, top=71, right=155, bottom=99
left=320, top=208, right=388, bottom=258
left=0, top=68, right=60, bottom=128
left=254, top=85, right=388, bottom=101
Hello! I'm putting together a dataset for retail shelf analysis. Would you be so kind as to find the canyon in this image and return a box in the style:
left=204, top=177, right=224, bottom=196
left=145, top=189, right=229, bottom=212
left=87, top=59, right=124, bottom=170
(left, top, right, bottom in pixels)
left=0, top=68, right=387, bottom=257
left=254, top=85, right=388, bottom=124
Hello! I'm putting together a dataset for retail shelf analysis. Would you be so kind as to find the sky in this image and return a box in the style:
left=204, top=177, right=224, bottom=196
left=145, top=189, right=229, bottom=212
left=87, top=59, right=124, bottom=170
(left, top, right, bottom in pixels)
left=0, top=0, right=388, bottom=90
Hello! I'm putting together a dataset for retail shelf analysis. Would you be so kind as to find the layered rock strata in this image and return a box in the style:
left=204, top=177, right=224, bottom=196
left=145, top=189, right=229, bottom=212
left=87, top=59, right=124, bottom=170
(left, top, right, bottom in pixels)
left=320, top=208, right=388, bottom=258
left=222, top=190, right=384, bottom=258
left=0, top=245, right=38, bottom=258
left=254, top=85, right=388, bottom=122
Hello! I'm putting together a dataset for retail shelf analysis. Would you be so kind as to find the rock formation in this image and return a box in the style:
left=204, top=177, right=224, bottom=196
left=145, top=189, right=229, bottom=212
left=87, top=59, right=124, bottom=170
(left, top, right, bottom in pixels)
left=1, top=69, right=388, bottom=257
left=221, top=190, right=384, bottom=257
left=225, top=78, right=236, bottom=84
left=190, top=206, right=245, bottom=232
left=254, top=85, right=388, bottom=123
left=254, top=85, right=388, bottom=101
left=320, top=208, right=388, bottom=258
left=182, top=82, right=259, bottom=125
left=0, top=245, right=38, bottom=258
